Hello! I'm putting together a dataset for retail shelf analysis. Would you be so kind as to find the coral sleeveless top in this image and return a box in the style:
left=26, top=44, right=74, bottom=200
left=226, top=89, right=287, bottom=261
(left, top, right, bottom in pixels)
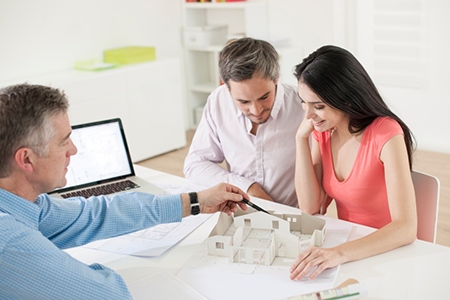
left=312, top=117, right=403, bottom=228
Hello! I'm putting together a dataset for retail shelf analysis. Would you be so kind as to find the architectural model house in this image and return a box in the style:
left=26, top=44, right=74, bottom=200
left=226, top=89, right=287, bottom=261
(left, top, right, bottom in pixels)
left=207, top=209, right=326, bottom=266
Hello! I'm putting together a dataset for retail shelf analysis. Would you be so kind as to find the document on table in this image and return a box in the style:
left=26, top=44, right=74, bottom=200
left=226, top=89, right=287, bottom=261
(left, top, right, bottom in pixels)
left=83, top=214, right=211, bottom=257
left=82, top=181, right=213, bottom=257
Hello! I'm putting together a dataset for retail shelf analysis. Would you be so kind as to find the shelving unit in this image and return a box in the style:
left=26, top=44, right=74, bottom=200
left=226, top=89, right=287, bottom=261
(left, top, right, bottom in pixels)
left=181, top=0, right=269, bottom=128
left=182, top=2, right=268, bottom=38
left=181, top=0, right=302, bottom=128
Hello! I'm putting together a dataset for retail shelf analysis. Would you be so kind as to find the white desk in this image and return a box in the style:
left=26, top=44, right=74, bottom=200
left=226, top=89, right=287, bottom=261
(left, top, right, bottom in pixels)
left=67, top=165, right=450, bottom=299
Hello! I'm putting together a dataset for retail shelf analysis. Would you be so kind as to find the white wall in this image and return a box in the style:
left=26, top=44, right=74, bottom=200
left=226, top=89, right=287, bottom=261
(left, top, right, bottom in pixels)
left=0, top=0, right=182, bottom=82
left=1, top=0, right=449, bottom=154
left=352, top=0, right=450, bottom=153
left=267, top=0, right=338, bottom=53
left=267, top=0, right=450, bottom=154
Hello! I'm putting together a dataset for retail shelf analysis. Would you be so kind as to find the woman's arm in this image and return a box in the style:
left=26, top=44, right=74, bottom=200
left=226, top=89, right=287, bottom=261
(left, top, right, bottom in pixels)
left=295, top=118, right=327, bottom=214
left=290, top=135, right=417, bottom=280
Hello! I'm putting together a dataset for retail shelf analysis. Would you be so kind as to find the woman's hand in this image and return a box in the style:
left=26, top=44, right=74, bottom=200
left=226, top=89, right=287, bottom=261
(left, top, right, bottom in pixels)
left=290, top=246, right=344, bottom=280
left=296, top=117, right=314, bottom=140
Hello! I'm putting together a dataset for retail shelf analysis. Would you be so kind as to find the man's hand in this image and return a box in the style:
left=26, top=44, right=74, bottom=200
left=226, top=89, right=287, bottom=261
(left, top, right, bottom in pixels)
left=196, top=183, right=248, bottom=216
left=247, top=182, right=273, bottom=201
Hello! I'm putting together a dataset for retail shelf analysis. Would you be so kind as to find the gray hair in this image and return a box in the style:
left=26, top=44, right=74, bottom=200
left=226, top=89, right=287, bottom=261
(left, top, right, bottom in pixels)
left=0, top=83, right=69, bottom=177
left=218, top=37, right=280, bottom=87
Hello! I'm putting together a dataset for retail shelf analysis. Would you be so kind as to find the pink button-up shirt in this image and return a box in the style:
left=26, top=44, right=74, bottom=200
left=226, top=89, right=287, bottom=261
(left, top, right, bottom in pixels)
left=184, top=83, right=304, bottom=208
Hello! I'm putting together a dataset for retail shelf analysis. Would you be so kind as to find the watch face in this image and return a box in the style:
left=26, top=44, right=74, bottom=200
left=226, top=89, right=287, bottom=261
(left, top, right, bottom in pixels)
left=191, top=204, right=200, bottom=215
left=189, top=192, right=200, bottom=215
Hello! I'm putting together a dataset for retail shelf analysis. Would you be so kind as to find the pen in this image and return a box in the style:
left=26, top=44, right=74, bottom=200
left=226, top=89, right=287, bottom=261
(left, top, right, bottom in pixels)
left=290, top=282, right=367, bottom=300
left=241, top=198, right=270, bottom=214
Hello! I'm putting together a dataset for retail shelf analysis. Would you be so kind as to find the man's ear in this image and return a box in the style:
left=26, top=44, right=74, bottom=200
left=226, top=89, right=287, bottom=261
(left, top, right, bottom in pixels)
left=14, top=148, right=34, bottom=173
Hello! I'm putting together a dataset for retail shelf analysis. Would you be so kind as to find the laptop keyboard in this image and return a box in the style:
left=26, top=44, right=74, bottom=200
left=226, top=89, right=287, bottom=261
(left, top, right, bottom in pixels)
left=61, top=180, right=140, bottom=199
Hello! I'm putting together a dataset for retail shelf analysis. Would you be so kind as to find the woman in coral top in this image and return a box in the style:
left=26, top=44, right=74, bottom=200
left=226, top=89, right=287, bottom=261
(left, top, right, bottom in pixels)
left=290, top=45, right=417, bottom=281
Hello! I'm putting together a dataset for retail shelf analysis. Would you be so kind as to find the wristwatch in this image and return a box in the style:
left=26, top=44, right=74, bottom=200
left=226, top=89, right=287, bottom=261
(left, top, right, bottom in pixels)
left=188, top=192, right=200, bottom=215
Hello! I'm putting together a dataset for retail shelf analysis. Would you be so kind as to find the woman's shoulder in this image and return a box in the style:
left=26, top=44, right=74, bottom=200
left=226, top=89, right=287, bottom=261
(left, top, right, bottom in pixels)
left=365, top=117, right=403, bottom=148
left=370, top=116, right=402, bottom=132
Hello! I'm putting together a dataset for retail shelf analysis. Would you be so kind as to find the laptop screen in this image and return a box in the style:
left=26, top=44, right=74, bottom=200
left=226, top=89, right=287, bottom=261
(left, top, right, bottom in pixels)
left=52, top=118, right=135, bottom=193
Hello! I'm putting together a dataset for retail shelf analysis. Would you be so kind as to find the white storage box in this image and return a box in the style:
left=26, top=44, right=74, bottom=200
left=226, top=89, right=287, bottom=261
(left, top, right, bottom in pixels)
left=184, top=25, right=228, bottom=47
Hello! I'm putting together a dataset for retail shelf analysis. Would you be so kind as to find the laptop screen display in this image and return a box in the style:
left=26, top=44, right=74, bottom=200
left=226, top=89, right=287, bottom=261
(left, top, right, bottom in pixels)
left=53, top=118, right=135, bottom=193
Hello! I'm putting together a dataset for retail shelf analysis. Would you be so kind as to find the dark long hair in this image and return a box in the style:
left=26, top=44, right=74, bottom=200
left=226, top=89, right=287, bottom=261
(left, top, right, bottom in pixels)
left=294, top=45, right=415, bottom=169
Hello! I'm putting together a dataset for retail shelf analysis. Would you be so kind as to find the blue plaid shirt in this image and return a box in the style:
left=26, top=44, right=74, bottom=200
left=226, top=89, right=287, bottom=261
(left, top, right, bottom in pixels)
left=0, top=188, right=182, bottom=299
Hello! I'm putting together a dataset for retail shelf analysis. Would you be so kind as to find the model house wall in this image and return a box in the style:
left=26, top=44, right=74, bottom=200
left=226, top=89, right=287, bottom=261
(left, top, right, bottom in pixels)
left=207, top=210, right=326, bottom=266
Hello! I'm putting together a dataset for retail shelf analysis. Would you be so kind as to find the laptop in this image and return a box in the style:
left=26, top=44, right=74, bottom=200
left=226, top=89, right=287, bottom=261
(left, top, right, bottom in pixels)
left=50, top=118, right=165, bottom=199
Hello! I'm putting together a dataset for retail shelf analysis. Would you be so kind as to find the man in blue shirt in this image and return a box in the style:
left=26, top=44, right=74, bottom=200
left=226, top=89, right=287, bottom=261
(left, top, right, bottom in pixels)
left=0, top=83, right=248, bottom=299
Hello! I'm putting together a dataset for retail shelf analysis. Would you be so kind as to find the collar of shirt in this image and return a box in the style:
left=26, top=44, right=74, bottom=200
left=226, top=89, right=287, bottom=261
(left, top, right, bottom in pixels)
left=270, top=83, right=285, bottom=119
left=0, top=188, right=41, bottom=230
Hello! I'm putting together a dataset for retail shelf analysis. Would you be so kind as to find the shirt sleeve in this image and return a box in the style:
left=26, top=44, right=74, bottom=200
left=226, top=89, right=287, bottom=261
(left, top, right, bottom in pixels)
left=38, top=192, right=183, bottom=249
left=0, top=214, right=132, bottom=299
left=371, top=117, right=404, bottom=152
left=183, top=92, right=255, bottom=192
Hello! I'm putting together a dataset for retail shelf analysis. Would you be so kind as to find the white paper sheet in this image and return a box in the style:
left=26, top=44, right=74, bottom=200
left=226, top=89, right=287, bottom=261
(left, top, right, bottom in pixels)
left=81, top=180, right=213, bottom=257
left=128, top=272, right=208, bottom=300
left=177, top=266, right=338, bottom=300
left=83, top=214, right=211, bottom=257
left=176, top=219, right=352, bottom=300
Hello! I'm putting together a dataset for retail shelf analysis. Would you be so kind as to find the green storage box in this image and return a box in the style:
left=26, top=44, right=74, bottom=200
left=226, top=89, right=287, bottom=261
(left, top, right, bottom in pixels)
left=103, top=46, right=156, bottom=65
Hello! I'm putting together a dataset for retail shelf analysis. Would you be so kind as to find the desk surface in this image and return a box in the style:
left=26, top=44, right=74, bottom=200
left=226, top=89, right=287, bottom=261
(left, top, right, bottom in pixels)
left=67, top=165, right=450, bottom=300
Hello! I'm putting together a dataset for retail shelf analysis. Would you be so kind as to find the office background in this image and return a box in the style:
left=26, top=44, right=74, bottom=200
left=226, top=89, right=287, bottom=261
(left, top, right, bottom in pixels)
left=1, top=0, right=449, bottom=246
left=1, top=0, right=449, bottom=153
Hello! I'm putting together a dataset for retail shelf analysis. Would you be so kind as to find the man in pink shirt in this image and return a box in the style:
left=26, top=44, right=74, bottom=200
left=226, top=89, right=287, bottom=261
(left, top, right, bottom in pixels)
left=184, top=38, right=304, bottom=207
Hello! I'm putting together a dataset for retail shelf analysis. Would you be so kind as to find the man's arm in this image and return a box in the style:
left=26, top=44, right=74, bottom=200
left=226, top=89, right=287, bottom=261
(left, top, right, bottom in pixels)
left=0, top=217, right=132, bottom=300
left=4, top=183, right=246, bottom=299
left=247, top=182, right=274, bottom=201
left=39, top=193, right=183, bottom=249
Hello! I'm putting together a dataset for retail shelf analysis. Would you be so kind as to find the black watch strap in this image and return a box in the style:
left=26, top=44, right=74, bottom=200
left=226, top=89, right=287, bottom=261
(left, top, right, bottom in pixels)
left=188, top=192, right=200, bottom=215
